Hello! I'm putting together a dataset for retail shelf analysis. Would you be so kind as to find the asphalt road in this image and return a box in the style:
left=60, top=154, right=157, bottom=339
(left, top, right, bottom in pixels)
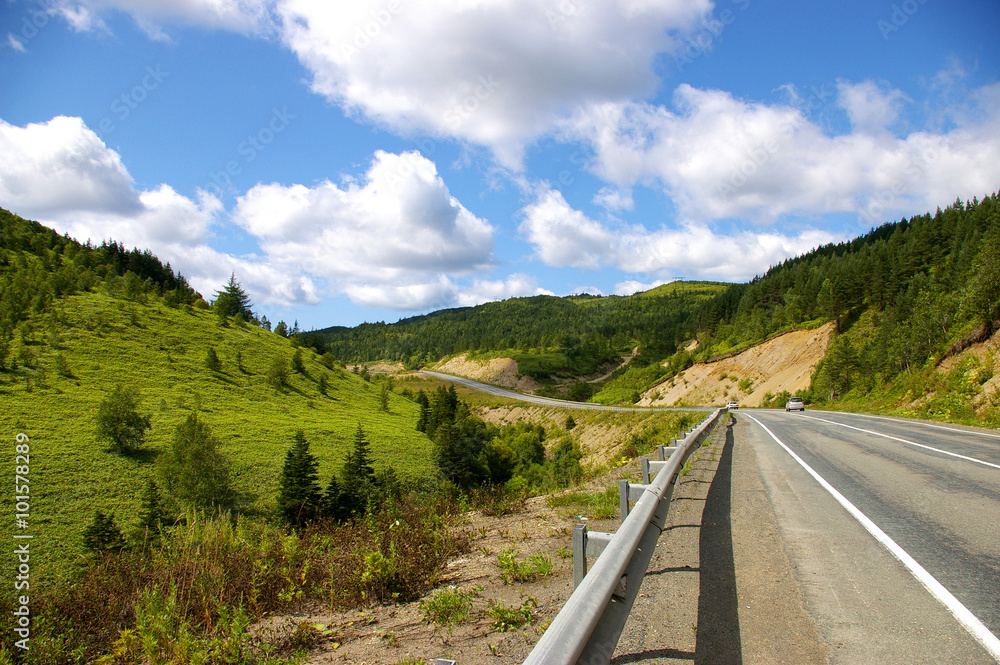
left=420, top=370, right=1000, bottom=662
left=420, top=370, right=714, bottom=412
left=736, top=409, right=1000, bottom=664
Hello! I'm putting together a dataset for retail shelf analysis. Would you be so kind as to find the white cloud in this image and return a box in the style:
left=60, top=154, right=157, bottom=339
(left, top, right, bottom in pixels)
left=343, top=272, right=550, bottom=311
left=7, top=33, right=27, bottom=52
left=231, top=150, right=495, bottom=283
left=276, top=0, right=712, bottom=168
left=614, top=279, right=671, bottom=296
left=836, top=79, right=908, bottom=132
left=519, top=187, right=617, bottom=269
left=593, top=186, right=634, bottom=211
left=0, top=115, right=527, bottom=312
left=45, top=0, right=276, bottom=35
left=455, top=273, right=553, bottom=307
left=0, top=116, right=142, bottom=217
left=563, top=80, right=1000, bottom=224
left=0, top=114, right=321, bottom=306
left=519, top=184, right=841, bottom=281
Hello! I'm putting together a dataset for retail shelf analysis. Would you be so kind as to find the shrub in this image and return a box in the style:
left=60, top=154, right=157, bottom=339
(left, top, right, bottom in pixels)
left=20, top=499, right=466, bottom=662
left=157, top=413, right=233, bottom=509
left=95, top=384, right=152, bottom=454
left=497, top=549, right=554, bottom=584
left=419, top=587, right=475, bottom=626
left=205, top=346, right=222, bottom=372
left=546, top=484, right=618, bottom=520
left=470, top=483, right=526, bottom=517
left=486, top=597, right=537, bottom=632
left=267, top=356, right=290, bottom=390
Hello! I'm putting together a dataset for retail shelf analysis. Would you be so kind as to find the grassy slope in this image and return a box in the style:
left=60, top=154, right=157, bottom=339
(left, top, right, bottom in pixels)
left=0, top=291, right=434, bottom=582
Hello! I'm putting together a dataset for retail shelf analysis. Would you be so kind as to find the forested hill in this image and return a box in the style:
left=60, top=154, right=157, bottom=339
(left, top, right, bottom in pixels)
left=0, top=207, right=201, bottom=345
left=319, top=281, right=728, bottom=368
left=321, top=193, right=999, bottom=413
left=692, top=194, right=999, bottom=357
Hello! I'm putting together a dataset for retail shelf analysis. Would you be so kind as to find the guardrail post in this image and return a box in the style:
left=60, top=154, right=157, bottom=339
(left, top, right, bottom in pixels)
left=619, top=481, right=648, bottom=523
left=619, top=479, right=630, bottom=522
left=641, top=458, right=650, bottom=485
left=573, top=524, right=587, bottom=587
left=574, top=525, right=614, bottom=587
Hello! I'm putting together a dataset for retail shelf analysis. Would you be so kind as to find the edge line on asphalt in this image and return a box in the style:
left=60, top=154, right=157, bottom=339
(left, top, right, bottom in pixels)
left=743, top=412, right=1000, bottom=663
left=797, top=414, right=1000, bottom=470
left=821, top=412, right=1000, bottom=439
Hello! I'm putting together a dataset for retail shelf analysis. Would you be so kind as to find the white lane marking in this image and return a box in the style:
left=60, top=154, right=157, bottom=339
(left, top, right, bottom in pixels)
left=834, top=412, right=1000, bottom=440
left=795, top=414, right=1000, bottom=470
left=744, top=413, right=1000, bottom=662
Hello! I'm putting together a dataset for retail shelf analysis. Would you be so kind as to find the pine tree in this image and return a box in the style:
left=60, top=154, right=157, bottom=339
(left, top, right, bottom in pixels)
left=135, top=480, right=169, bottom=548
left=205, top=347, right=221, bottom=372
left=291, top=348, right=305, bottom=374
left=321, top=474, right=345, bottom=522
left=82, top=512, right=126, bottom=555
left=267, top=356, right=290, bottom=390
left=212, top=273, right=253, bottom=322
left=339, top=424, right=376, bottom=518
left=415, top=391, right=430, bottom=432
left=378, top=382, right=390, bottom=412
left=343, top=423, right=375, bottom=483
left=277, top=431, right=322, bottom=527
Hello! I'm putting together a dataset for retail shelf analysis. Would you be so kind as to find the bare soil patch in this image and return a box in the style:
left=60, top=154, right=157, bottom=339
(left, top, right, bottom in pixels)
left=640, top=324, right=836, bottom=408
left=434, top=353, right=540, bottom=392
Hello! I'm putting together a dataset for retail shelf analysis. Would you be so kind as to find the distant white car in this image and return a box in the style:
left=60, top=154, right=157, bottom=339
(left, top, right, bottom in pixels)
left=727, top=401, right=739, bottom=410
left=785, top=397, right=805, bottom=411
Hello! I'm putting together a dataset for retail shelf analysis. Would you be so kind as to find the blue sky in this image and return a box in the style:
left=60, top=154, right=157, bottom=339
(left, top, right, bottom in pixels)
left=1, top=0, right=998, bottom=329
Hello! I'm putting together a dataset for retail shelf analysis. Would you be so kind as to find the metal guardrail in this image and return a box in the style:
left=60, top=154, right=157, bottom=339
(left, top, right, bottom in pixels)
left=523, top=407, right=728, bottom=665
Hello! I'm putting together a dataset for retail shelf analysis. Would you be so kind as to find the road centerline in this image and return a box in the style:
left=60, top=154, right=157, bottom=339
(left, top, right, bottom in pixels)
left=743, top=412, right=1000, bottom=662
left=796, top=413, right=1000, bottom=470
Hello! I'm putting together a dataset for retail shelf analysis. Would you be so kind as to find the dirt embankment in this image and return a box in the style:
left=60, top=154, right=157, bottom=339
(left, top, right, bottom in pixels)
left=640, top=323, right=836, bottom=408
left=433, top=353, right=540, bottom=392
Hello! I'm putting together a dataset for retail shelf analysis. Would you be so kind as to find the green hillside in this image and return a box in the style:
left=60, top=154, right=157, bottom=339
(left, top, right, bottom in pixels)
left=0, top=210, right=434, bottom=583
left=319, top=281, right=728, bottom=375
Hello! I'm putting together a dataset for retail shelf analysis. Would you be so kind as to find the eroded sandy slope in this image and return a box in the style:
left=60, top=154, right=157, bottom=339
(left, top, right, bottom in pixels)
left=639, top=323, right=836, bottom=408
left=433, top=353, right=540, bottom=392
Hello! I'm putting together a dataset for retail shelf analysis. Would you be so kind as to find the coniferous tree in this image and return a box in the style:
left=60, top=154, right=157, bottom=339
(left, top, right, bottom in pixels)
left=321, top=474, right=345, bottom=522
left=278, top=431, right=322, bottom=527
left=82, top=512, right=126, bottom=555
left=212, top=273, right=253, bottom=322
left=205, top=347, right=221, bottom=372
left=378, top=382, right=389, bottom=412
left=267, top=356, right=290, bottom=390
left=291, top=348, right=305, bottom=374
left=339, top=423, right=376, bottom=518
left=135, top=480, right=169, bottom=548
left=415, top=390, right=430, bottom=432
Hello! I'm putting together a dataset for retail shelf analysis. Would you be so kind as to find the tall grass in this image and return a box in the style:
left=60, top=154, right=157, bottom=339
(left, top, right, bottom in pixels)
left=0, top=497, right=468, bottom=663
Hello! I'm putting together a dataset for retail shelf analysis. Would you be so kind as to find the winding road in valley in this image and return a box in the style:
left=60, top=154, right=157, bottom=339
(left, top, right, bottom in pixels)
left=427, top=369, right=1000, bottom=663
left=420, top=370, right=714, bottom=412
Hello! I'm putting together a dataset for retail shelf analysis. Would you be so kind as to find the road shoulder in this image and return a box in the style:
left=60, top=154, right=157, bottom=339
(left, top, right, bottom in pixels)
left=730, top=416, right=830, bottom=664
